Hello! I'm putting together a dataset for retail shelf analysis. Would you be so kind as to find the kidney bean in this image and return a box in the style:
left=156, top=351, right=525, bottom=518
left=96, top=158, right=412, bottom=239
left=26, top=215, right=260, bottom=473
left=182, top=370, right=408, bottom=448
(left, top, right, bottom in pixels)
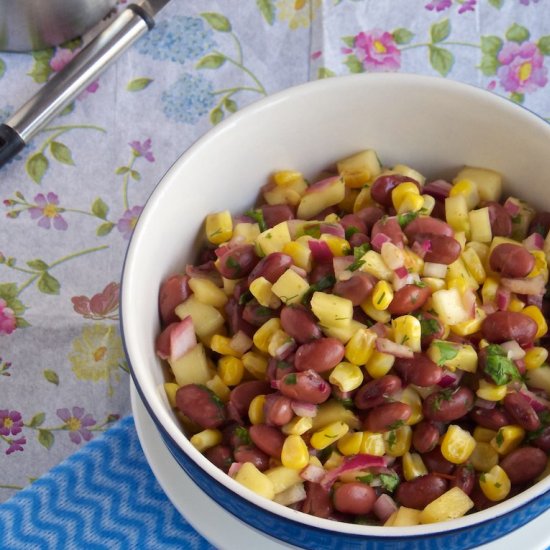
left=176, top=384, right=227, bottom=429
left=394, top=353, right=443, bottom=387
left=485, top=201, right=512, bottom=237
left=412, top=421, right=441, bottom=453
left=225, top=298, right=256, bottom=338
left=532, top=426, right=550, bottom=453
left=348, top=232, right=370, bottom=248
left=422, top=447, right=455, bottom=475
left=387, top=284, right=432, bottom=316
left=242, top=300, right=278, bottom=327
left=500, top=446, right=547, bottom=485
left=234, top=445, right=270, bottom=471
left=260, top=204, right=295, bottom=228
left=470, top=480, right=493, bottom=512
left=247, top=252, right=293, bottom=285
left=280, top=305, right=322, bottom=344
left=278, top=370, right=331, bottom=404
left=267, top=357, right=295, bottom=382
left=529, top=211, right=550, bottom=237
left=364, top=402, right=412, bottom=432
left=371, top=216, right=405, bottom=249
left=489, top=243, right=535, bottom=279
left=423, top=387, right=474, bottom=422
left=264, top=393, right=294, bottom=426
left=333, top=272, right=375, bottom=306
left=471, top=407, right=511, bottom=431
left=249, top=424, right=285, bottom=458
left=370, top=174, right=419, bottom=207
left=404, top=216, right=454, bottom=241
left=340, top=214, right=367, bottom=236
left=309, top=263, right=335, bottom=284
left=354, top=375, right=402, bottom=410
left=332, top=482, right=377, bottom=515
left=229, top=380, right=272, bottom=417
left=481, top=311, right=538, bottom=347
left=295, top=337, right=345, bottom=373
left=503, top=392, right=541, bottom=432
left=159, top=274, right=191, bottom=326
left=417, top=312, right=445, bottom=349
left=451, top=464, right=475, bottom=496
left=412, top=234, right=461, bottom=265
left=396, top=474, right=448, bottom=509
left=355, top=206, right=385, bottom=231
left=217, top=244, right=260, bottom=279
left=204, top=445, right=233, bottom=473
left=302, top=482, right=333, bottom=518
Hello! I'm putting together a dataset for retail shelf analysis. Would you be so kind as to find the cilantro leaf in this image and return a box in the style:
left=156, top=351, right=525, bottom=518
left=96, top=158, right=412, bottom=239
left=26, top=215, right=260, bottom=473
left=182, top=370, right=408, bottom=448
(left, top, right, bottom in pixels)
left=345, top=226, right=360, bottom=239
left=484, top=344, right=522, bottom=386
left=245, top=208, right=267, bottom=232
left=353, top=243, right=371, bottom=259
left=284, top=373, right=297, bottom=385
left=433, top=341, right=459, bottom=366
left=397, top=211, right=418, bottom=228
left=417, top=314, right=441, bottom=337
left=379, top=473, right=400, bottom=492
left=234, top=426, right=251, bottom=445
left=301, top=274, right=336, bottom=304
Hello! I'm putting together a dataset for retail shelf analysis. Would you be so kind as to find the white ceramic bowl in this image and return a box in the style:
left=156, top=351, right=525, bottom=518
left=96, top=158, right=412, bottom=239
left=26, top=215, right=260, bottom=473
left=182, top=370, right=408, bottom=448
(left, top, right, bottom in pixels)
left=121, top=73, right=550, bottom=549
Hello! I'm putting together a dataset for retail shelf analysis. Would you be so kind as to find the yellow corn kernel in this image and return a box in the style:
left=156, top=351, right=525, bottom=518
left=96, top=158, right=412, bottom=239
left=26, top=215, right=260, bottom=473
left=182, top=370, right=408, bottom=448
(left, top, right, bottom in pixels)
left=345, top=327, right=377, bottom=366
left=265, top=466, right=303, bottom=494
left=359, top=250, right=393, bottom=280
left=329, top=362, right=364, bottom=393
left=470, top=441, right=499, bottom=473
left=525, top=347, right=549, bottom=370
left=353, top=185, right=375, bottom=212
left=479, top=465, right=511, bottom=502
left=222, top=277, right=239, bottom=296
left=387, top=507, right=422, bottom=527
left=397, top=193, right=424, bottom=215
left=420, top=194, right=436, bottom=216
left=282, top=241, right=312, bottom=272
left=393, top=164, right=426, bottom=186
left=273, top=170, right=304, bottom=187
left=461, top=247, right=486, bottom=285
left=450, top=307, right=487, bottom=338
left=248, top=394, right=266, bottom=425
left=384, top=425, right=412, bottom=457
left=392, top=182, right=420, bottom=210
left=337, top=432, right=364, bottom=456
left=392, top=315, right=421, bottom=352
left=481, top=276, right=499, bottom=304
left=218, top=356, right=244, bottom=386
left=522, top=305, right=548, bottom=339
left=320, top=234, right=351, bottom=257
left=188, top=277, right=228, bottom=308
left=476, top=379, right=507, bottom=402
left=454, top=231, right=467, bottom=251
left=491, top=425, right=525, bottom=455
left=164, top=382, right=179, bottom=408
left=473, top=426, right=497, bottom=443
left=282, top=416, right=313, bottom=436
left=365, top=350, right=395, bottom=378
left=322, top=319, right=368, bottom=344
left=399, top=387, right=423, bottom=425
left=360, top=431, right=386, bottom=456
left=234, top=462, right=275, bottom=500
left=241, top=351, right=268, bottom=379
left=267, top=329, right=293, bottom=358
left=206, top=210, right=233, bottom=244
left=311, top=291, right=353, bottom=328
left=339, top=187, right=360, bottom=213
left=323, top=451, right=344, bottom=470
left=402, top=451, right=428, bottom=481
left=450, top=179, right=480, bottom=209
left=210, top=334, right=241, bottom=357
left=478, top=338, right=490, bottom=349
left=419, top=487, right=474, bottom=524
left=372, top=280, right=394, bottom=311
left=324, top=213, right=340, bottom=224
left=421, top=277, right=447, bottom=292
left=190, top=428, right=223, bottom=453
left=281, top=435, right=310, bottom=469
left=441, top=424, right=476, bottom=464
left=311, top=400, right=361, bottom=431
left=360, top=295, right=391, bottom=324
left=253, top=318, right=281, bottom=353
left=205, top=375, right=231, bottom=402
left=508, top=297, right=525, bottom=312
left=310, top=421, right=350, bottom=450
left=528, top=250, right=548, bottom=281
left=249, top=276, right=281, bottom=309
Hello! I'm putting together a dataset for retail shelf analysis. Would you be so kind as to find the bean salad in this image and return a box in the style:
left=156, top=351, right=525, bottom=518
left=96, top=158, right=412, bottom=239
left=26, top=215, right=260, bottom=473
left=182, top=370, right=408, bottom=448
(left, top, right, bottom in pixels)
left=156, top=150, right=550, bottom=526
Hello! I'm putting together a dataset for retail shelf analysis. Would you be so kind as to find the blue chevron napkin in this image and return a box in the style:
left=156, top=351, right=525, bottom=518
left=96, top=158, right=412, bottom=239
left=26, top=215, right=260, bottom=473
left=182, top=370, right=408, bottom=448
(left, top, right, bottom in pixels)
left=0, top=416, right=214, bottom=550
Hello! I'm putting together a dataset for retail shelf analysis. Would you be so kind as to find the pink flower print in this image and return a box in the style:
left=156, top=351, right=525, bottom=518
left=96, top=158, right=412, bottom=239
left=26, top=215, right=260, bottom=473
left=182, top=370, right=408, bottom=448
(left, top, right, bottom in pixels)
left=354, top=30, right=401, bottom=72
left=458, top=0, right=476, bottom=13
left=6, top=437, right=26, bottom=455
left=117, top=205, right=143, bottom=240
left=0, top=410, right=23, bottom=436
left=57, top=407, right=96, bottom=444
left=0, top=299, right=16, bottom=335
left=72, top=282, right=120, bottom=320
left=50, top=47, right=99, bottom=96
left=425, top=0, right=452, bottom=11
left=497, top=41, right=548, bottom=94
left=28, top=192, right=68, bottom=230
left=129, top=138, right=155, bottom=162
left=519, top=0, right=540, bottom=4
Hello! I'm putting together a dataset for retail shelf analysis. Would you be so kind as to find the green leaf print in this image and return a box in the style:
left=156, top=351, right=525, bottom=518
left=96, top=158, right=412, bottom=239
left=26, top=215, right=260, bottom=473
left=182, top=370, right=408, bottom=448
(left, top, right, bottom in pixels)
left=37, top=272, right=61, bottom=295
left=28, top=413, right=46, bottom=427
left=201, top=12, right=232, bottom=32
left=430, top=19, right=451, bottom=44
left=15, top=317, right=30, bottom=328
left=210, top=107, right=224, bottom=125
left=28, top=49, right=54, bottom=84
left=44, top=370, right=60, bottom=385
left=0, top=59, right=5, bottom=79
left=0, top=283, right=18, bottom=300
left=126, top=77, right=153, bottom=92
left=256, top=0, right=276, bottom=25
left=481, top=36, right=503, bottom=56
left=538, top=36, right=550, bottom=56
left=429, top=45, right=454, bottom=76
left=506, top=24, right=530, bottom=44
left=344, top=55, right=364, bottom=73
left=26, top=259, right=49, bottom=271
left=510, top=92, right=525, bottom=104
left=479, top=54, right=499, bottom=76
left=318, top=67, right=336, bottom=79
left=392, top=28, right=414, bottom=46
left=38, top=429, right=55, bottom=449
left=342, top=36, right=356, bottom=48
left=97, top=222, right=115, bottom=237
left=488, top=0, right=503, bottom=8
left=91, top=198, right=109, bottom=220
left=26, top=153, right=49, bottom=184
left=50, top=142, right=75, bottom=166
left=196, top=53, right=227, bottom=69
left=223, top=98, right=238, bottom=113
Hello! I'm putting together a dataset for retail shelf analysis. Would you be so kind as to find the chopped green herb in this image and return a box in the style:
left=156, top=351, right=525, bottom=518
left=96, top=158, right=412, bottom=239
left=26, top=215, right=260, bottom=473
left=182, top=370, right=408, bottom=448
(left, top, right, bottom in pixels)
left=303, top=224, right=321, bottom=238
left=256, top=306, right=274, bottom=317
left=511, top=214, right=521, bottom=224
left=484, top=344, right=522, bottom=386
left=209, top=227, right=223, bottom=237
left=356, top=473, right=375, bottom=484
left=479, top=473, right=486, bottom=483
left=387, top=430, right=397, bottom=449
left=280, top=294, right=298, bottom=304
left=226, top=256, right=240, bottom=272
left=397, top=211, right=418, bottom=228
left=532, top=223, right=546, bottom=237
left=238, top=290, right=253, bottom=305
left=376, top=292, right=386, bottom=305
left=387, top=420, right=405, bottom=430
left=285, top=373, right=297, bottom=385
left=234, top=426, right=251, bottom=445
left=495, top=430, right=504, bottom=447
left=342, top=247, right=353, bottom=256
left=336, top=397, right=354, bottom=409
left=494, top=482, right=502, bottom=488
left=347, top=258, right=366, bottom=272
left=431, top=388, right=455, bottom=412
left=401, top=334, right=410, bottom=344
left=379, top=473, right=400, bottom=492
left=301, top=274, right=336, bottom=304
left=276, top=360, right=293, bottom=371
left=433, top=341, right=459, bottom=366
left=353, top=243, right=371, bottom=259
left=345, top=226, right=360, bottom=240
left=418, top=316, right=441, bottom=337
left=244, top=208, right=267, bottom=232
left=413, top=280, right=427, bottom=288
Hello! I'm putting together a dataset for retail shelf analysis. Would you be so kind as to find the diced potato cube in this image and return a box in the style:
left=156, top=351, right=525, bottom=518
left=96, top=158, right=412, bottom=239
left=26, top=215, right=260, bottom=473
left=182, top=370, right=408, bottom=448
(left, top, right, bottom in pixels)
left=461, top=247, right=486, bottom=284
left=175, top=295, right=225, bottom=342
left=525, top=365, right=550, bottom=395
left=206, top=210, right=233, bottom=244
left=164, top=382, right=179, bottom=408
left=256, top=222, right=292, bottom=256
left=169, top=343, right=214, bottom=386
left=271, top=269, right=310, bottom=305
left=445, top=195, right=470, bottom=235
left=282, top=240, right=312, bottom=272
left=450, top=179, right=480, bottom=210
left=265, top=466, right=302, bottom=494
left=450, top=307, right=486, bottom=338
left=264, top=185, right=302, bottom=206
left=454, top=166, right=502, bottom=202
left=311, top=291, right=353, bottom=328
left=232, top=222, right=260, bottom=244
left=337, top=149, right=382, bottom=188
left=446, top=257, right=479, bottom=290
left=359, top=250, right=393, bottom=280
left=392, top=315, right=421, bottom=352
left=392, top=506, right=422, bottom=526
left=249, top=276, right=281, bottom=308
left=419, top=487, right=474, bottom=524
left=393, top=164, right=426, bottom=187
left=188, top=277, right=228, bottom=308
left=322, top=319, right=368, bottom=343
left=468, top=207, right=492, bottom=243
left=311, top=400, right=361, bottom=431
left=431, top=288, right=470, bottom=325
left=234, top=462, right=275, bottom=500
left=353, top=185, right=375, bottom=212
left=297, top=177, right=346, bottom=220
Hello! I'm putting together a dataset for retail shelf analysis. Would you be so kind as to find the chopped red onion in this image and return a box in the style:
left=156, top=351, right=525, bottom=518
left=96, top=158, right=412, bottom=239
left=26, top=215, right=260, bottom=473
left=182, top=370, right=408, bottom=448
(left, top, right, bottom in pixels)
left=320, top=223, right=345, bottom=239
left=500, top=340, right=526, bottom=360
left=526, top=293, right=543, bottom=308
left=373, top=494, right=398, bottom=523
left=305, top=175, right=341, bottom=193
left=394, top=265, right=409, bottom=279
left=515, top=359, right=526, bottom=376
left=289, top=264, right=308, bottom=279
left=228, top=462, right=243, bottom=478
left=274, top=483, right=307, bottom=506
left=186, top=261, right=223, bottom=286
left=156, top=316, right=196, bottom=362
left=474, top=397, right=496, bottom=409
left=411, top=239, right=430, bottom=259
left=523, top=232, right=545, bottom=250
left=371, top=232, right=391, bottom=252
left=320, top=454, right=387, bottom=490
left=500, top=275, right=546, bottom=296
left=438, top=369, right=463, bottom=388
left=291, top=400, right=318, bottom=418
left=519, top=386, right=550, bottom=412
left=274, top=339, right=297, bottom=360
left=423, top=262, right=448, bottom=279
left=381, top=242, right=405, bottom=270
left=481, top=302, right=498, bottom=315
left=503, top=198, right=521, bottom=217
left=308, top=239, right=334, bottom=263
left=370, top=322, right=389, bottom=338
left=462, top=289, right=477, bottom=319
left=333, top=256, right=355, bottom=281
left=375, top=338, right=414, bottom=358
left=423, top=179, right=453, bottom=200
left=300, top=463, right=326, bottom=483
left=495, top=286, right=511, bottom=311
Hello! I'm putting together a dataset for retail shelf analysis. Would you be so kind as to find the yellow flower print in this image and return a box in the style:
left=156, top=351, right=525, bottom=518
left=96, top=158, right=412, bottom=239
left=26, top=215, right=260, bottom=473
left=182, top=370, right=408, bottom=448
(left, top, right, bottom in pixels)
left=276, top=0, right=321, bottom=30
left=69, top=324, right=126, bottom=394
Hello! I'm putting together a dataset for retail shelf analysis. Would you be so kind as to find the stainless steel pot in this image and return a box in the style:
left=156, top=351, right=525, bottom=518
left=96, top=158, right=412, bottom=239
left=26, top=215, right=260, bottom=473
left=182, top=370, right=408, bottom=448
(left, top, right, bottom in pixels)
left=0, top=0, right=118, bottom=51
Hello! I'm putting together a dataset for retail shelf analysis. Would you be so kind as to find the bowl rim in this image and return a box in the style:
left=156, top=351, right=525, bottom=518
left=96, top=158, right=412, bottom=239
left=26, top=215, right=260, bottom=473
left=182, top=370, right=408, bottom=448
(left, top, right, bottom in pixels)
left=121, top=72, right=550, bottom=539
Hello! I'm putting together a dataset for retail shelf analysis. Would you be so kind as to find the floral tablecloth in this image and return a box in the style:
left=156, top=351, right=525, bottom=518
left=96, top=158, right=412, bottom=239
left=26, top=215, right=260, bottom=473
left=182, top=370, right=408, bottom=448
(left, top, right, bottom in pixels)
left=1, top=0, right=549, bottom=502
